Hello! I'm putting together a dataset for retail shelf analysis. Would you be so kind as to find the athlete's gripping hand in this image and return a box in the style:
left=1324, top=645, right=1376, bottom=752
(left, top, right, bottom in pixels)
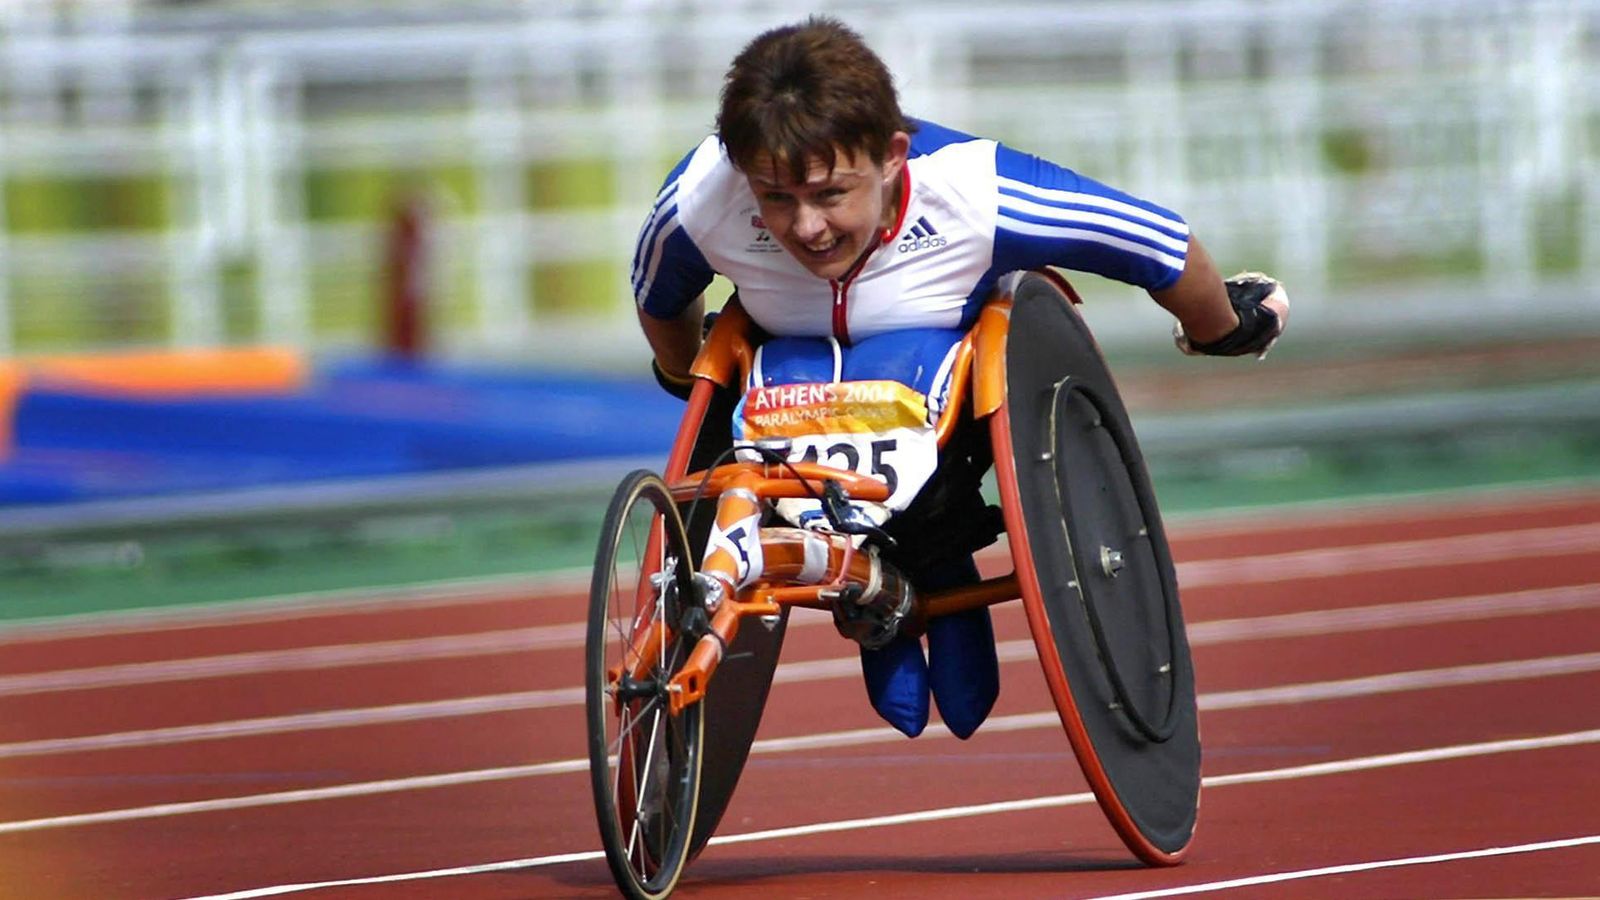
left=651, top=359, right=697, bottom=400
left=1173, top=272, right=1289, bottom=359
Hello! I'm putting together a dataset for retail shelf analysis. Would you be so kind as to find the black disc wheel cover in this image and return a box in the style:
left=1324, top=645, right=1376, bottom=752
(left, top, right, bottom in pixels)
left=998, top=272, right=1201, bottom=859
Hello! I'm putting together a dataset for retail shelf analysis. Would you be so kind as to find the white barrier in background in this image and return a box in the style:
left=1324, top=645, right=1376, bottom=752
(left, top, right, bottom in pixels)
left=1, top=0, right=1598, bottom=360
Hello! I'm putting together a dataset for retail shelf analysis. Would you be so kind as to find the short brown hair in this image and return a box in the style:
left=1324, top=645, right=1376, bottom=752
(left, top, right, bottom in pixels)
left=717, top=16, right=913, bottom=183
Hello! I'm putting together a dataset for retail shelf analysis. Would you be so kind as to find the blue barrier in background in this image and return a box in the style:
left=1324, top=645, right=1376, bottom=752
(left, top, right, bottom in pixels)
left=0, top=358, right=685, bottom=506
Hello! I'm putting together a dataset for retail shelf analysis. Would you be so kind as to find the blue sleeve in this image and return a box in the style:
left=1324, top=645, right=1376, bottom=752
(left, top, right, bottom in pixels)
left=906, top=117, right=981, bottom=157
left=990, top=143, right=1190, bottom=291
left=632, top=149, right=715, bottom=319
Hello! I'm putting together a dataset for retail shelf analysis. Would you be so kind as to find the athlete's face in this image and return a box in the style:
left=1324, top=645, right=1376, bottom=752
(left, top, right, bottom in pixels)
left=746, top=134, right=909, bottom=281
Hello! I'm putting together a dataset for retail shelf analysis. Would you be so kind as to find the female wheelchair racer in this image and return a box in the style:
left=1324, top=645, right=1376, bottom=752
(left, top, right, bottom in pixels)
left=586, top=270, right=1286, bottom=900
left=601, top=19, right=1287, bottom=896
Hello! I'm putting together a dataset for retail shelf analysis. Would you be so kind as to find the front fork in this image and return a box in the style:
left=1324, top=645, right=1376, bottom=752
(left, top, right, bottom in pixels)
left=665, top=470, right=907, bottom=714
left=665, top=469, right=775, bottom=714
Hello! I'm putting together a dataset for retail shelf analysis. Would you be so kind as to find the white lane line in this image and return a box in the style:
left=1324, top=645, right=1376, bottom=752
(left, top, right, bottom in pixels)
left=174, top=728, right=1600, bottom=899
left=5, top=567, right=1597, bottom=698
left=1164, top=479, right=1600, bottom=538
left=0, top=758, right=589, bottom=836
left=0, top=689, right=584, bottom=759
left=0, top=570, right=590, bottom=645
left=0, top=626, right=584, bottom=697
left=1187, top=582, right=1600, bottom=643
left=183, top=852, right=606, bottom=900
left=1199, top=652, right=1600, bottom=711
left=5, top=651, right=1599, bottom=828
left=6, top=583, right=1599, bottom=758
left=1082, top=835, right=1600, bottom=899
left=1178, top=521, right=1600, bottom=588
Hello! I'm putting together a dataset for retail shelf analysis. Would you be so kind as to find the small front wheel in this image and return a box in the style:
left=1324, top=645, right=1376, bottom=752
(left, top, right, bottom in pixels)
left=586, top=470, right=705, bottom=900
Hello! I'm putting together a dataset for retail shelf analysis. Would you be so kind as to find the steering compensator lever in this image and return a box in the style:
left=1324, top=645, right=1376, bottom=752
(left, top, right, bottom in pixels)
left=828, top=550, right=922, bottom=649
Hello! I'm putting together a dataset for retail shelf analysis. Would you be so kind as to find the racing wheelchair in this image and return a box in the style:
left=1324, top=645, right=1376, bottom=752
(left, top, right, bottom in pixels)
left=585, top=271, right=1201, bottom=899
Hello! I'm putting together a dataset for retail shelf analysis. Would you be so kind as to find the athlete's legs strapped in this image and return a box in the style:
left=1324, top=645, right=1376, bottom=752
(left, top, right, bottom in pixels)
left=858, top=553, right=998, bottom=738
left=921, top=555, right=998, bottom=739
left=858, top=632, right=931, bottom=737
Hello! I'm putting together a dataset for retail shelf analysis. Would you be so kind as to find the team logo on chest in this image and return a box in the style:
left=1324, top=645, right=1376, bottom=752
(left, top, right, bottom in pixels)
left=897, top=215, right=948, bottom=253
left=745, top=214, right=783, bottom=254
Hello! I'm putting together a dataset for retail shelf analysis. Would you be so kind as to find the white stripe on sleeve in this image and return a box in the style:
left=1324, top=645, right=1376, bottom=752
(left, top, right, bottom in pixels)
left=634, top=209, right=684, bottom=302
left=631, top=183, right=679, bottom=288
left=997, top=216, right=1187, bottom=273
left=997, top=176, right=1188, bottom=236
left=998, top=193, right=1190, bottom=255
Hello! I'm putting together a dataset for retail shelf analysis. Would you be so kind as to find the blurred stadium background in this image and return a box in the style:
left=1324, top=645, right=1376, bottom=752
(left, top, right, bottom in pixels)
left=3, top=0, right=1600, bottom=621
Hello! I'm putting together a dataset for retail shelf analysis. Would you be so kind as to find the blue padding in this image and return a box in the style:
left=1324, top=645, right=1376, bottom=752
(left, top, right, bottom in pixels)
left=749, top=330, right=964, bottom=395
left=0, top=358, right=686, bottom=506
left=859, top=635, right=930, bottom=738
left=918, top=555, right=999, bottom=739
left=839, top=328, right=966, bottom=396
left=858, top=555, right=998, bottom=739
left=858, top=607, right=999, bottom=742
left=751, top=337, right=837, bottom=388
left=926, top=607, right=999, bottom=739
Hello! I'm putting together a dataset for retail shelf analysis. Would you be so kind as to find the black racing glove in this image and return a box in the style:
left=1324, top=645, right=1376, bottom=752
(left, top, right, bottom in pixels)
left=651, top=358, right=696, bottom=401
left=1174, top=272, right=1288, bottom=358
left=649, top=309, right=722, bottom=400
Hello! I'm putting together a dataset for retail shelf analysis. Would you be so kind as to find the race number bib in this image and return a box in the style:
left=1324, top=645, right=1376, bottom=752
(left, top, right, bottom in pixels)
left=733, top=379, right=940, bottom=521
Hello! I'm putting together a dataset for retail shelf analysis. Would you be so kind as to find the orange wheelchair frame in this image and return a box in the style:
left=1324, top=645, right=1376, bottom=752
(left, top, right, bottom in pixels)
left=653, top=296, right=1015, bottom=713
left=586, top=272, right=1200, bottom=900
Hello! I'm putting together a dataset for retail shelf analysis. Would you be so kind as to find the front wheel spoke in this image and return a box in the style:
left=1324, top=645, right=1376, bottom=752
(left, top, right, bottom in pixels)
left=625, top=811, right=645, bottom=870
left=605, top=572, right=639, bottom=646
left=609, top=694, right=663, bottom=751
left=632, top=706, right=666, bottom=821
left=606, top=581, right=668, bottom=665
left=609, top=608, right=663, bottom=671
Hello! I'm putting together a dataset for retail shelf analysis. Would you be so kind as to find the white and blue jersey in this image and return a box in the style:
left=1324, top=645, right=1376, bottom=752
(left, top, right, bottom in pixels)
left=632, top=118, right=1190, bottom=342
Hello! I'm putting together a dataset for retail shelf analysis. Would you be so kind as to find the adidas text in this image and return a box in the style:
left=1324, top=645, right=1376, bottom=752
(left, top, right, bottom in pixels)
left=898, top=235, right=947, bottom=253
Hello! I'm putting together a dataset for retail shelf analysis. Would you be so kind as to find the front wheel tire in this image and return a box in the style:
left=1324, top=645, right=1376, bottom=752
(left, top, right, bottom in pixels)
left=586, top=470, right=705, bottom=900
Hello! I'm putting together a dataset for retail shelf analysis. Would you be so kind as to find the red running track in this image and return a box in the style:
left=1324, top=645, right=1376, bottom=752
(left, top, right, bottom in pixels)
left=3, top=485, right=1600, bottom=899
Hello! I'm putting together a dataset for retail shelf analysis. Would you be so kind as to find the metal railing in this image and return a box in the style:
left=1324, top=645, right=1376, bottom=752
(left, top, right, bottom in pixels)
left=2, top=0, right=1599, bottom=360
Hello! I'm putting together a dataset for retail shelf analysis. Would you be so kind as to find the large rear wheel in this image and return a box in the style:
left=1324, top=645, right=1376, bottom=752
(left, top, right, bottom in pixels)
left=990, top=272, right=1201, bottom=864
left=586, top=470, right=704, bottom=900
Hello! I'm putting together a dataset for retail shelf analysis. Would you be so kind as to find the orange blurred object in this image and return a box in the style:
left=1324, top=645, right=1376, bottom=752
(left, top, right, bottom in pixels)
left=0, top=346, right=307, bottom=459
